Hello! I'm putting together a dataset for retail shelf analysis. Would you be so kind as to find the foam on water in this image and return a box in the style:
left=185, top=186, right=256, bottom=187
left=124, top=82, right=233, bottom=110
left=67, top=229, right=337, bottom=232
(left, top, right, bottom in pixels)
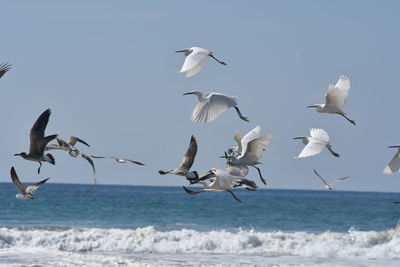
left=1, top=226, right=400, bottom=259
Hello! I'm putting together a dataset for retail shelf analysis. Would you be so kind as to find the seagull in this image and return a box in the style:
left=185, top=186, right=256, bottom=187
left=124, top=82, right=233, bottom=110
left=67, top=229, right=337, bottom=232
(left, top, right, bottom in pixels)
left=0, top=62, right=11, bottom=78
left=14, top=108, right=57, bottom=174
left=293, top=128, right=340, bottom=158
left=91, top=155, right=145, bottom=165
left=183, top=168, right=257, bottom=203
left=10, top=167, right=49, bottom=199
left=313, top=169, right=349, bottom=190
left=176, top=47, right=226, bottom=77
left=183, top=91, right=249, bottom=123
left=224, top=125, right=273, bottom=185
left=308, top=75, right=356, bottom=125
left=383, top=145, right=400, bottom=175
left=47, top=136, right=97, bottom=184
left=158, top=135, right=198, bottom=180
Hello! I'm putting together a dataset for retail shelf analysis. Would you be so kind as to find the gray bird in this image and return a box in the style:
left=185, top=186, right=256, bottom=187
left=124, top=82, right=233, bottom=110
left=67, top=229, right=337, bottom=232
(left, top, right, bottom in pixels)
left=0, top=62, right=11, bottom=78
left=11, top=167, right=49, bottom=199
left=15, top=109, right=57, bottom=174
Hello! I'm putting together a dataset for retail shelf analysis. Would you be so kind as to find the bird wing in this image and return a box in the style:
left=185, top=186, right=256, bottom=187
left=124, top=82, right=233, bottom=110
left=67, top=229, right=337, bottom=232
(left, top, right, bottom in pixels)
left=233, top=131, right=244, bottom=154
left=325, top=76, right=350, bottom=110
left=29, top=109, right=57, bottom=155
left=10, top=167, right=26, bottom=194
left=180, top=47, right=209, bottom=76
left=297, top=138, right=326, bottom=158
left=178, top=135, right=198, bottom=172
left=313, top=169, right=329, bottom=186
left=26, top=178, right=50, bottom=194
left=91, top=155, right=106, bottom=159
left=191, top=93, right=237, bottom=123
left=81, top=153, right=96, bottom=175
left=328, top=176, right=350, bottom=187
left=310, top=128, right=329, bottom=143
left=384, top=151, right=400, bottom=174
left=226, top=165, right=249, bottom=177
left=68, top=136, right=90, bottom=147
left=125, top=159, right=145, bottom=165
left=243, top=134, right=273, bottom=161
left=0, top=62, right=11, bottom=78
left=240, top=125, right=261, bottom=156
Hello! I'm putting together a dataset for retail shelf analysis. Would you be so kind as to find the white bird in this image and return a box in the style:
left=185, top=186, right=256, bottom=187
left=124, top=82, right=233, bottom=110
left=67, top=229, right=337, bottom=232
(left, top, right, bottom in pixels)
left=183, top=168, right=257, bottom=203
left=183, top=91, right=249, bottom=123
left=91, top=155, right=145, bottom=166
left=176, top=47, right=226, bottom=77
left=383, top=145, right=400, bottom=174
left=308, top=75, right=355, bottom=125
left=10, top=167, right=49, bottom=199
left=293, top=128, right=340, bottom=158
left=158, top=135, right=199, bottom=180
left=313, top=169, right=349, bottom=190
left=224, top=125, right=273, bottom=185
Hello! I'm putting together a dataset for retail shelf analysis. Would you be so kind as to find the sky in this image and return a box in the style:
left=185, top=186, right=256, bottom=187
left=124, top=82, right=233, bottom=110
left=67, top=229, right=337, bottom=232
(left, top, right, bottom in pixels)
left=1, top=0, right=400, bottom=192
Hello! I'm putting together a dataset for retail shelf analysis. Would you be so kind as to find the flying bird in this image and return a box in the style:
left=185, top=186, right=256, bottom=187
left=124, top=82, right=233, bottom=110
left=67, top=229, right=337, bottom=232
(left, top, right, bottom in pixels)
left=293, top=128, right=340, bottom=158
left=183, top=168, right=257, bottom=203
left=0, top=62, right=11, bottom=78
left=176, top=47, right=226, bottom=77
left=183, top=91, right=249, bottom=123
left=383, top=145, right=400, bottom=175
left=223, top=125, right=273, bottom=185
left=91, top=155, right=145, bottom=166
left=308, top=75, right=356, bottom=125
left=14, top=108, right=57, bottom=174
left=47, top=136, right=96, bottom=184
left=158, top=135, right=198, bottom=180
left=313, top=169, right=349, bottom=190
left=10, top=167, right=49, bottom=199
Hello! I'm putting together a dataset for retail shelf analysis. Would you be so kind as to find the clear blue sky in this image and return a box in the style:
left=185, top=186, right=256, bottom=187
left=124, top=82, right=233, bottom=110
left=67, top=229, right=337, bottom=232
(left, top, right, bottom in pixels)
left=1, top=0, right=399, bottom=192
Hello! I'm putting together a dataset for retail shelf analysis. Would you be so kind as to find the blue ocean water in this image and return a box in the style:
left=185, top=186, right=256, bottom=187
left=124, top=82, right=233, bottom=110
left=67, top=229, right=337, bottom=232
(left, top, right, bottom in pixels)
left=1, top=183, right=400, bottom=266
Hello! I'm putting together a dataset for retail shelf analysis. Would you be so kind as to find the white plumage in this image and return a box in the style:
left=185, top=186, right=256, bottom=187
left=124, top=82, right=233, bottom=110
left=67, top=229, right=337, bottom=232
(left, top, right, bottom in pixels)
left=294, top=128, right=340, bottom=158
left=383, top=145, right=400, bottom=175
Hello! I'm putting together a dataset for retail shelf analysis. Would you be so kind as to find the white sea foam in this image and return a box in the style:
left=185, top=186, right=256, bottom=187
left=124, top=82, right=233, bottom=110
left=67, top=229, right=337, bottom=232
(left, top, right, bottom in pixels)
left=0, top=226, right=400, bottom=260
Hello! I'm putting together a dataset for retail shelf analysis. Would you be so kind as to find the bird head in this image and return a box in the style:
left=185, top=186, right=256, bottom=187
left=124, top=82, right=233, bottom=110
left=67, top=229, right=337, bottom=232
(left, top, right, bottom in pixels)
left=183, top=91, right=203, bottom=100
left=307, top=104, right=324, bottom=112
left=388, top=145, right=400, bottom=149
left=14, top=152, right=27, bottom=158
left=175, top=48, right=191, bottom=56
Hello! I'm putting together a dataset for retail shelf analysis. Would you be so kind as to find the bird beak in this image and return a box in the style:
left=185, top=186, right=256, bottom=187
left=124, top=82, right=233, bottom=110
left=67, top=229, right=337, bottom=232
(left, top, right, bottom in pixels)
left=175, top=50, right=186, bottom=53
left=388, top=145, right=400, bottom=148
left=14, top=153, right=19, bottom=156
left=182, top=92, right=194, bottom=95
left=293, top=137, right=303, bottom=140
left=220, top=152, right=228, bottom=159
left=307, top=105, right=317, bottom=108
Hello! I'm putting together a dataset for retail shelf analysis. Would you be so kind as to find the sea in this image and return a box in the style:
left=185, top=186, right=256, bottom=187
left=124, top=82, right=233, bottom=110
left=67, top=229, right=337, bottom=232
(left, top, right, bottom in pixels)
left=0, top=183, right=400, bottom=267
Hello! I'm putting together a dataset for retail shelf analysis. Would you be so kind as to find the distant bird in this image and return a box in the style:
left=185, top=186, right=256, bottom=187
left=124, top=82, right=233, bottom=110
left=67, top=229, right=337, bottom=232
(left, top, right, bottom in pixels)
left=10, top=167, right=49, bottom=199
left=313, top=169, right=349, bottom=190
left=224, top=125, right=273, bottom=185
left=0, top=62, right=11, bottom=78
left=183, top=168, right=257, bottom=203
left=183, top=91, right=249, bottom=123
left=15, top=109, right=57, bottom=174
left=383, top=145, right=400, bottom=175
left=293, top=128, right=340, bottom=158
left=158, top=135, right=198, bottom=180
left=176, top=47, right=226, bottom=77
left=308, top=75, right=355, bottom=125
left=91, top=156, right=145, bottom=166
left=47, top=136, right=96, bottom=184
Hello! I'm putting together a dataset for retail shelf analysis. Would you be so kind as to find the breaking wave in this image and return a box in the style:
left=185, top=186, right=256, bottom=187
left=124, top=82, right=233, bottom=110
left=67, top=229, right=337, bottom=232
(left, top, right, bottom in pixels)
left=1, top=226, right=400, bottom=259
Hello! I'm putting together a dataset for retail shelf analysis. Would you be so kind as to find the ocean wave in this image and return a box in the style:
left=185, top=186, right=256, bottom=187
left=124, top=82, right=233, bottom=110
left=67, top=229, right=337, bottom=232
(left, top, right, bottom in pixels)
left=0, top=226, right=400, bottom=259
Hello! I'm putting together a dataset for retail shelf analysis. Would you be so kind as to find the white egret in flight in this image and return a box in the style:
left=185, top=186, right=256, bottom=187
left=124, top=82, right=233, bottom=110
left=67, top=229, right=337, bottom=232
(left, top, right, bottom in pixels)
left=383, top=145, right=400, bottom=175
left=224, top=125, right=273, bottom=185
left=294, top=128, right=340, bottom=158
left=183, top=91, right=249, bottom=123
left=176, top=47, right=226, bottom=77
left=158, top=135, right=199, bottom=180
left=183, top=168, right=257, bottom=203
left=10, top=167, right=49, bottom=199
left=313, top=169, right=349, bottom=190
left=308, top=75, right=356, bottom=125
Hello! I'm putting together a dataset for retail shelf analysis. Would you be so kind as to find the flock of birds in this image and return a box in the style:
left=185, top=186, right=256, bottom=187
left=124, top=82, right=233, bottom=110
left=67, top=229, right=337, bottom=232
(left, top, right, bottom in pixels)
left=2, top=46, right=400, bottom=202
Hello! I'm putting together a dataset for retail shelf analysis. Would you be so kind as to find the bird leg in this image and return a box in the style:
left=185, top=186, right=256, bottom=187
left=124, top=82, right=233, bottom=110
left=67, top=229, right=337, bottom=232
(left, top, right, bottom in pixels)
left=37, top=162, right=42, bottom=174
left=339, top=113, right=356, bottom=125
left=182, top=186, right=205, bottom=195
left=252, top=166, right=266, bottom=185
left=226, top=190, right=242, bottom=203
left=234, top=107, right=249, bottom=122
left=327, top=147, right=340, bottom=158
left=209, top=54, right=227, bottom=65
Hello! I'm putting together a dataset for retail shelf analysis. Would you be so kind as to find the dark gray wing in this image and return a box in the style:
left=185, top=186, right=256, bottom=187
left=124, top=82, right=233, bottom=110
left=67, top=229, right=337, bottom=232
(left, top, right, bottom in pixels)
left=182, top=186, right=205, bottom=195
left=29, top=109, right=57, bottom=155
left=10, top=167, right=26, bottom=194
left=189, top=169, right=215, bottom=184
left=81, top=153, right=96, bottom=175
left=0, top=62, right=11, bottom=78
left=124, top=159, right=145, bottom=165
left=26, top=178, right=50, bottom=194
left=178, top=135, right=197, bottom=172
left=68, top=136, right=90, bottom=147
left=91, top=155, right=106, bottom=159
